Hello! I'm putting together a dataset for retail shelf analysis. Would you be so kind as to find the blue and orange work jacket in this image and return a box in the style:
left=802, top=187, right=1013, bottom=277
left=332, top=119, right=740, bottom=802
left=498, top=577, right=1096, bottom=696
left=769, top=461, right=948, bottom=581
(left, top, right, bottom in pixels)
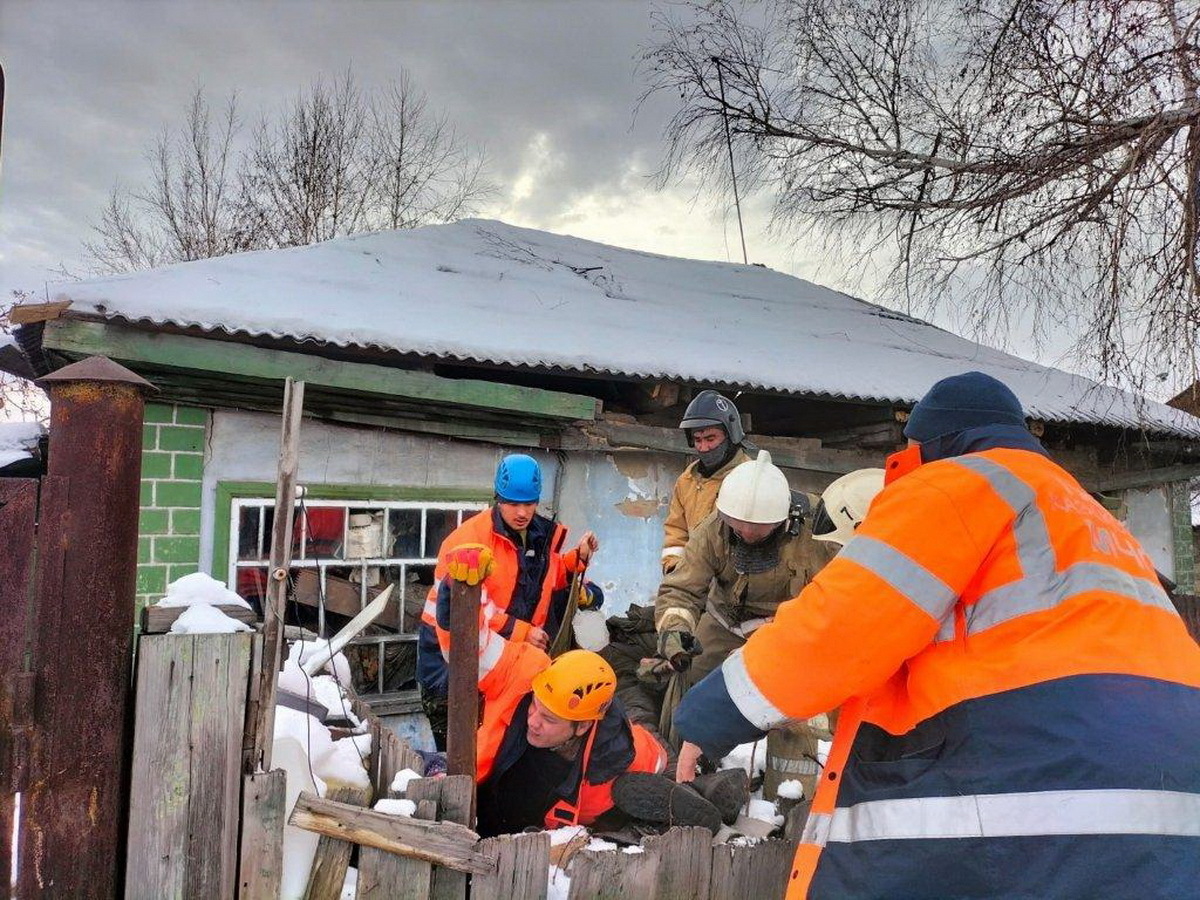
left=417, top=507, right=583, bottom=694
left=676, top=426, right=1200, bottom=898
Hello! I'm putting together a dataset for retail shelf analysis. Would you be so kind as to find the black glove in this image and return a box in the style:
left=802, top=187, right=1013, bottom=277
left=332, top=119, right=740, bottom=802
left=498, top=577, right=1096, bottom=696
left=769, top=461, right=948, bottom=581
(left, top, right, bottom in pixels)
left=656, top=630, right=702, bottom=672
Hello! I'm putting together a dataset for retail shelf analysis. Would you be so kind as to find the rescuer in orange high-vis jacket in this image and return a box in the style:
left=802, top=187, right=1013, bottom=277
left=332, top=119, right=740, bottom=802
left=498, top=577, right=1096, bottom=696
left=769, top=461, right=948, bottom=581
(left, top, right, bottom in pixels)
left=673, top=371, right=1200, bottom=899
left=417, top=454, right=600, bottom=747
left=433, top=544, right=667, bottom=838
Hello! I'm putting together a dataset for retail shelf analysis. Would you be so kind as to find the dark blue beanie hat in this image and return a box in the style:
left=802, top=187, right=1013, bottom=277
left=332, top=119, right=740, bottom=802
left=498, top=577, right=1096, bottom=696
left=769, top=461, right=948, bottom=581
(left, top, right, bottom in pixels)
left=904, top=371, right=1026, bottom=442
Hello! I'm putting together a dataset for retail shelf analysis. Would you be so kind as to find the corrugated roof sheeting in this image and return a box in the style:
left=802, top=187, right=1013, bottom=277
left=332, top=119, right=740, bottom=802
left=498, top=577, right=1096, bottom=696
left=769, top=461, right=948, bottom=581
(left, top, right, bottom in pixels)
left=47, top=218, right=1200, bottom=438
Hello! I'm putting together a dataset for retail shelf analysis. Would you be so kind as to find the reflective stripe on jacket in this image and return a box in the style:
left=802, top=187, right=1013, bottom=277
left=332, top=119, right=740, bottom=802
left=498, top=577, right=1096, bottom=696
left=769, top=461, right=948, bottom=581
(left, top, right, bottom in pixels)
left=695, top=444, right=1200, bottom=898
left=475, top=639, right=667, bottom=829
left=417, top=507, right=580, bottom=693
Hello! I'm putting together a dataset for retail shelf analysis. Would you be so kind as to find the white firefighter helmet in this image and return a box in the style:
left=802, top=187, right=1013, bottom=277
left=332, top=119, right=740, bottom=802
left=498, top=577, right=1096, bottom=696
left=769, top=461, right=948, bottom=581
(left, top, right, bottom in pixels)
left=716, top=451, right=791, bottom=524
left=812, top=468, right=886, bottom=545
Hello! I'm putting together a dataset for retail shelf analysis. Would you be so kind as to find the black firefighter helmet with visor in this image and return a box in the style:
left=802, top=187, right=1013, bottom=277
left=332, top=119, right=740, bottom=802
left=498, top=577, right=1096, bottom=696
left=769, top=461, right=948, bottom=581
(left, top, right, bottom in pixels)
left=679, top=390, right=745, bottom=447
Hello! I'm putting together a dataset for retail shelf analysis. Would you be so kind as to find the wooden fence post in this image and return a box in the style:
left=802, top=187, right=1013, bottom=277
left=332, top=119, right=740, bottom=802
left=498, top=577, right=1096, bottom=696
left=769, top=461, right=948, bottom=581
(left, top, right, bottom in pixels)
left=248, top=377, right=305, bottom=773
left=238, top=768, right=288, bottom=900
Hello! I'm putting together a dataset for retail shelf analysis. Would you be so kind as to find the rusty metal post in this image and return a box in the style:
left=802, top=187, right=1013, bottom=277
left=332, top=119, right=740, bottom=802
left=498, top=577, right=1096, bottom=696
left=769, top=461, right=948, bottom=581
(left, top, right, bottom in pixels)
left=18, top=356, right=152, bottom=898
left=446, top=577, right=480, bottom=819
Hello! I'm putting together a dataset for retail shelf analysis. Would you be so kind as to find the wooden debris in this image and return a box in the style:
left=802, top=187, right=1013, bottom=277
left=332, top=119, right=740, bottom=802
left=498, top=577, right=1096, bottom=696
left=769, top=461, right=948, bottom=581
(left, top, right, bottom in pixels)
left=304, top=786, right=372, bottom=900
left=358, top=790, right=437, bottom=899
left=287, top=792, right=495, bottom=876
left=404, top=776, right=474, bottom=900
left=140, top=602, right=258, bottom=634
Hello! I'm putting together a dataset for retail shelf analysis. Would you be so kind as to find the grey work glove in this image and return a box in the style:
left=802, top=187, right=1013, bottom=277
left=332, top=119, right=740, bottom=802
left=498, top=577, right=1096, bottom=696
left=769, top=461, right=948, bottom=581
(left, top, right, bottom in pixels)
left=636, top=656, right=677, bottom=685
left=656, top=630, right=702, bottom=673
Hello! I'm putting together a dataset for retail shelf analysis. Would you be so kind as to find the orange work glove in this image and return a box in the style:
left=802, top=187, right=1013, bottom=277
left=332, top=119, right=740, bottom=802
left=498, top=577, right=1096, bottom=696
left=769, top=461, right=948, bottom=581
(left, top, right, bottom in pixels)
left=444, top=544, right=494, bottom=585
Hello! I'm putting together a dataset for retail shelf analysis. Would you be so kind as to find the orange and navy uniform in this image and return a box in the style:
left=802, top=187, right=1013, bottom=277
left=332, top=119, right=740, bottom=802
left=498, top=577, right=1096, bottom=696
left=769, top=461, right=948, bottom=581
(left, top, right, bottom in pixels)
left=675, top=425, right=1200, bottom=898
left=417, top=507, right=582, bottom=695
left=465, top=631, right=666, bottom=836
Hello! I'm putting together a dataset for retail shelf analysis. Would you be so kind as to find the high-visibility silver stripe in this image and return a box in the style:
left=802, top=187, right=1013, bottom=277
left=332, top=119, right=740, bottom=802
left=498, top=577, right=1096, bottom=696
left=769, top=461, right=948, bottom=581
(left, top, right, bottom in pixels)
left=721, top=648, right=791, bottom=730
left=802, top=811, right=832, bottom=846
left=826, top=789, right=1200, bottom=843
left=968, top=561, right=1176, bottom=635
left=948, top=456, right=1178, bottom=637
left=661, top=546, right=685, bottom=560
left=767, top=754, right=820, bottom=775
left=838, top=535, right=958, bottom=622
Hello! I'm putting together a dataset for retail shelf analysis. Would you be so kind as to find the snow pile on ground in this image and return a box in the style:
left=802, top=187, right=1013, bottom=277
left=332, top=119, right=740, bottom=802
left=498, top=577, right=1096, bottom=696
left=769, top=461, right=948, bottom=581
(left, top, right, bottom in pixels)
left=0, top=421, right=44, bottom=468
left=373, top=798, right=417, bottom=817
left=339, top=867, right=357, bottom=900
left=156, top=572, right=252, bottom=609
left=720, top=740, right=767, bottom=777
left=302, top=674, right=357, bottom=724
left=548, top=825, right=589, bottom=847
left=390, top=768, right=423, bottom=794
left=291, top=639, right=354, bottom=686
left=776, top=779, right=805, bottom=801
left=313, top=736, right=371, bottom=790
left=546, top=866, right=572, bottom=900
left=169, top=603, right=253, bottom=634
left=274, top=705, right=335, bottom=764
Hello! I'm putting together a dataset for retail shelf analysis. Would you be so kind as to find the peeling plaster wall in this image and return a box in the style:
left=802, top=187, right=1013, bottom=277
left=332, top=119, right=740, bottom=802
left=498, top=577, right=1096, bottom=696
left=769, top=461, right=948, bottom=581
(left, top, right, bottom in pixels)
left=1123, top=485, right=1174, bottom=579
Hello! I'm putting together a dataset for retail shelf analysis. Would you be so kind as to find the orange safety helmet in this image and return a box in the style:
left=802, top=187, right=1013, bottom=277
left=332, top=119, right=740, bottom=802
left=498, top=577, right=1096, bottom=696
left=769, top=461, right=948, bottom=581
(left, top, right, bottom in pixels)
left=531, top=650, right=617, bottom=722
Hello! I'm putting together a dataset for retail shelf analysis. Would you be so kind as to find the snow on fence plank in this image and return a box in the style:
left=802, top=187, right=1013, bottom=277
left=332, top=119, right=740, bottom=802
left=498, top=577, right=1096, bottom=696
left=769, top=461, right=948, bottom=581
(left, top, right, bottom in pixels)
left=125, top=632, right=253, bottom=900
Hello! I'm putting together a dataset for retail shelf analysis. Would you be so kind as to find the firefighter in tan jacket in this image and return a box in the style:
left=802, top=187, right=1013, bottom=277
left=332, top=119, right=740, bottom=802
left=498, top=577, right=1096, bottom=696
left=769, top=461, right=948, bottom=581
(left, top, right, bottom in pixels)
left=662, top=390, right=751, bottom=574
left=654, top=452, right=837, bottom=747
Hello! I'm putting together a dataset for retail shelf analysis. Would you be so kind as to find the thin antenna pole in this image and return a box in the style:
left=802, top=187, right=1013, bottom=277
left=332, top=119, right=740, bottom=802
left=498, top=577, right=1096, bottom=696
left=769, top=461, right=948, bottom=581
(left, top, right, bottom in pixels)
left=714, top=56, right=749, bottom=265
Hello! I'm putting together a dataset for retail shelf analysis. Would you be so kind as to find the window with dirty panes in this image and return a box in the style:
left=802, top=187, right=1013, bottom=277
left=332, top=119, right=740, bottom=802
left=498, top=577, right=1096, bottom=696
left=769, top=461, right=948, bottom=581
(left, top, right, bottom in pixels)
left=230, top=498, right=485, bottom=698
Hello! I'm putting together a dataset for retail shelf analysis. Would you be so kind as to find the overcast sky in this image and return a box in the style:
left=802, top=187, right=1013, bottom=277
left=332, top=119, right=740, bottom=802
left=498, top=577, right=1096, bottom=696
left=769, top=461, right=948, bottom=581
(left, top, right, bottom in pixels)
left=1, top=0, right=1092, bottom=383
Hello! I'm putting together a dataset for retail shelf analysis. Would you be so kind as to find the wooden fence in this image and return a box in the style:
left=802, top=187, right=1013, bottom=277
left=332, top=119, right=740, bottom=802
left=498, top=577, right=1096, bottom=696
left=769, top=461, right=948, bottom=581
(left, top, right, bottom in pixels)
left=124, top=631, right=797, bottom=900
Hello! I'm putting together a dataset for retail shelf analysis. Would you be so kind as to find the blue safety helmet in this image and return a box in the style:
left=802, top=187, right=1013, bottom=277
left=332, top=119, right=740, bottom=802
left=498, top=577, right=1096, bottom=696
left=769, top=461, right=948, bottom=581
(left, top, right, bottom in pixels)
left=494, top=454, right=542, bottom=503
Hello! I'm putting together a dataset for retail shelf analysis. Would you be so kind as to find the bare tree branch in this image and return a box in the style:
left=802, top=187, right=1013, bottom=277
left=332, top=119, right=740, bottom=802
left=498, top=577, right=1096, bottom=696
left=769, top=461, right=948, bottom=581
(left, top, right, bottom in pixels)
left=643, top=0, right=1200, bottom=391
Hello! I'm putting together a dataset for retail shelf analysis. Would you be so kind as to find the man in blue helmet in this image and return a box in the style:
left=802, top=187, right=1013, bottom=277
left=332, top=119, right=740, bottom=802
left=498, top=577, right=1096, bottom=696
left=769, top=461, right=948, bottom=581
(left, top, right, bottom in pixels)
left=417, top=453, right=601, bottom=748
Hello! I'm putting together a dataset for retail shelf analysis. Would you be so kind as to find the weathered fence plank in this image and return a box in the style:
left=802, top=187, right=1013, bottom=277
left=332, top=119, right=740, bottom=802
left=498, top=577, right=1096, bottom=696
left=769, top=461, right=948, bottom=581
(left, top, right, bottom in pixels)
left=652, top=827, right=712, bottom=899
left=238, top=769, right=287, bottom=900
left=0, top=478, right=38, bottom=891
left=125, top=632, right=253, bottom=899
left=304, top=786, right=372, bottom=900
left=357, top=792, right=437, bottom=899
left=472, top=832, right=551, bottom=900
left=125, top=635, right=195, bottom=898
left=709, top=838, right=797, bottom=900
left=419, top=776, right=473, bottom=900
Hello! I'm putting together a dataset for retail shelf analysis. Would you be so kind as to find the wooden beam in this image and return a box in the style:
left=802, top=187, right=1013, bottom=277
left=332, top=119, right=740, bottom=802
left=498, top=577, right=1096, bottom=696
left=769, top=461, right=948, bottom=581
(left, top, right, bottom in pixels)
left=249, top=378, right=305, bottom=773
left=303, top=785, right=371, bottom=900
left=446, top=579, right=480, bottom=788
left=1086, top=464, right=1200, bottom=492
left=568, top=418, right=885, bottom=474
left=42, top=318, right=601, bottom=421
left=9, top=300, right=71, bottom=324
left=141, top=603, right=258, bottom=634
left=287, top=792, right=494, bottom=875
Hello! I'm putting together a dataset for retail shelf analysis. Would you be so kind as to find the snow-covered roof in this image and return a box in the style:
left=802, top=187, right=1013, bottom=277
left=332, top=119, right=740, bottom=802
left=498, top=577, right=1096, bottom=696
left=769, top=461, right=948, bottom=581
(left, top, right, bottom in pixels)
left=50, top=218, right=1200, bottom=437
left=0, top=421, right=45, bottom=469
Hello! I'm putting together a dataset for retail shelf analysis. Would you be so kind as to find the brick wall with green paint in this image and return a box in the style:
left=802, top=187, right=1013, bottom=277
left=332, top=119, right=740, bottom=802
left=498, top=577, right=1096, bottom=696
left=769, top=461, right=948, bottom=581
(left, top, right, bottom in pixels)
left=137, top=402, right=208, bottom=613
